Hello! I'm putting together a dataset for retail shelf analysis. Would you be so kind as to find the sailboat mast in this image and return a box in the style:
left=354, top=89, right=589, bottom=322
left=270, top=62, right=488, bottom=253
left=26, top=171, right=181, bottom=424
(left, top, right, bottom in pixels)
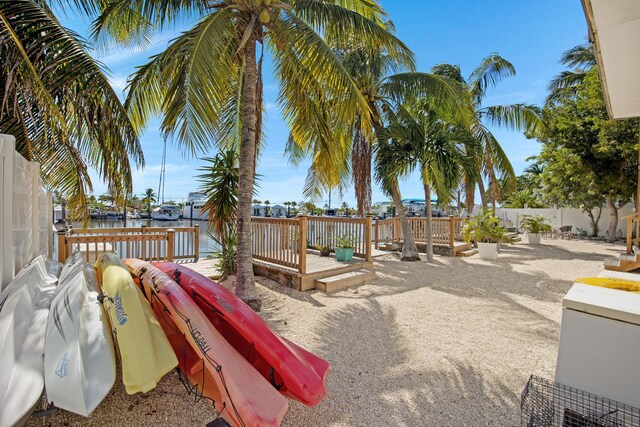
left=158, top=140, right=167, bottom=204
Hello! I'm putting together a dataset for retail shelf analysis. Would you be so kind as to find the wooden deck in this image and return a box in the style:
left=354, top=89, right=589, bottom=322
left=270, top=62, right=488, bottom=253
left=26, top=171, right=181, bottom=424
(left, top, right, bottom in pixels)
left=179, top=249, right=376, bottom=291
left=254, top=251, right=373, bottom=291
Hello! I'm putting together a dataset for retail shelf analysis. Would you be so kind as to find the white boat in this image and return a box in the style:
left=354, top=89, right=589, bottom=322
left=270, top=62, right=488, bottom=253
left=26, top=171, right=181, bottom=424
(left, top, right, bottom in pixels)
left=126, top=211, right=141, bottom=219
left=44, top=257, right=116, bottom=417
left=0, top=255, right=58, bottom=427
left=151, top=204, right=181, bottom=221
left=182, top=192, right=208, bottom=220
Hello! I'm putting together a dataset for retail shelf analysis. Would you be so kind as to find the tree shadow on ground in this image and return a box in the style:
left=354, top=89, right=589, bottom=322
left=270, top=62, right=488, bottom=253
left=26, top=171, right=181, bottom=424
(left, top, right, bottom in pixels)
left=282, top=300, right=522, bottom=426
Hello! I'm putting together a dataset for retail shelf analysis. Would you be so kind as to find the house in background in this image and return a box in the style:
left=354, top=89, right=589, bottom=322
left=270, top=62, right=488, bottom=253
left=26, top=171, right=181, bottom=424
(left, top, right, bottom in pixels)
left=271, top=205, right=287, bottom=217
left=252, top=204, right=266, bottom=217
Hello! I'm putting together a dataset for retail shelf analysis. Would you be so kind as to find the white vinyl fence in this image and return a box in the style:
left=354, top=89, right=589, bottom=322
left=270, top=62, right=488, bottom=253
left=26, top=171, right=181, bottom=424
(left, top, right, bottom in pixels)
left=0, top=134, right=53, bottom=290
left=495, top=205, right=636, bottom=238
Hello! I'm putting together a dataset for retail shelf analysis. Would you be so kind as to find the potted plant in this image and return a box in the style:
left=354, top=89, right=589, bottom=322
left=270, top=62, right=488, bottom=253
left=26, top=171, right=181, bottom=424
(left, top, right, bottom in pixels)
left=334, top=233, right=355, bottom=261
left=463, top=212, right=512, bottom=260
left=520, top=215, right=552, bottom=244
left=316, top=242, right=332, bottom=257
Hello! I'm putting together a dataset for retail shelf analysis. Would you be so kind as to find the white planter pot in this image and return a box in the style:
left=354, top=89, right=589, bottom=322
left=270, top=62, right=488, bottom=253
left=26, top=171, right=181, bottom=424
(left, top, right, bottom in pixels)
left=478, top=242, right=499, bottom=260
left=527, top=233, right=541, bottom=245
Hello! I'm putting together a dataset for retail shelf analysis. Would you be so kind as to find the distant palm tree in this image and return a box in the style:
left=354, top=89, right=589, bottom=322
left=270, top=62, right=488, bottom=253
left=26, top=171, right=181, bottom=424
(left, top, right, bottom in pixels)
left=381, top=102, right=468, bottom=261
left=99, top=0, right=406, bottom=309
left=432, top=55, right=544, bottom=212
left=263, top=200, right=271, bottom=217
left=546, top=44, right=596, bottom=105
left=284, top=201, right=291, bottom=217
left=0, top=1, right=143, bottom=216
left=141, top=188, right=156, bottom=218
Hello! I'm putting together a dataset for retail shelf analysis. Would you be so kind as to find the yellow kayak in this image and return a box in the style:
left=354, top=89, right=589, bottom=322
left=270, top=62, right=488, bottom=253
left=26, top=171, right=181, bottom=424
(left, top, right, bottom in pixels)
left=97, top=254, right=177, bottom=394
left=575, top=277, right=640, bottom=293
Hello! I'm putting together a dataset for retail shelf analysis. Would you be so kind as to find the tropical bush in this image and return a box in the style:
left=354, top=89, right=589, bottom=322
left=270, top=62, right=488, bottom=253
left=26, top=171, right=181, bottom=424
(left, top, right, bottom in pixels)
left=210, top=229, right=237, bottom=280
left=335, top=233, right=355, bottom=249
left=463, top=212, right=512, bottom=244
left=519, top=215, right=552, bottom=234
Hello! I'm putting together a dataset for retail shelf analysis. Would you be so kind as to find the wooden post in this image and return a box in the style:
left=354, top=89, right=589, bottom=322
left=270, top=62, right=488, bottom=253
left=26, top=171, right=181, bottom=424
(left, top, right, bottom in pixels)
left=167, top=229, right=175, bottom=262
left=449, top=215, right=455, bottom=249
left=374, top=218, right=379, bottom=250
left=627, top=216, right=634, bottom=254
left=140, top=225, right=146, bottom=260
left=299, top=216, right=307, bottom=274
left=365, top=216, right=373, bottom=262
left=57, top=230, right=67, bottom=263
left=194, top=224, right=200, bottom=262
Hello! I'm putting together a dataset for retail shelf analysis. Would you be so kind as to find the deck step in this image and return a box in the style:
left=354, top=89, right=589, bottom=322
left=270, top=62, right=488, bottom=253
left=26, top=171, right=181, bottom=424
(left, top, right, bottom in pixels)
left=604, top=253, right=640, bottom=272
left=314, top=269, right=376, bottom=293
left=457, top=248, right=478, bottom=257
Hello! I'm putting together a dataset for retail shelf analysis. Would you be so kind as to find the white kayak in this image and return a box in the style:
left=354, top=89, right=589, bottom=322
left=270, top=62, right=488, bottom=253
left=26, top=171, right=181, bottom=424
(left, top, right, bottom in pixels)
left=0, top=255, right=58, bottom=427
left=44, top=260, right=116, bottom=417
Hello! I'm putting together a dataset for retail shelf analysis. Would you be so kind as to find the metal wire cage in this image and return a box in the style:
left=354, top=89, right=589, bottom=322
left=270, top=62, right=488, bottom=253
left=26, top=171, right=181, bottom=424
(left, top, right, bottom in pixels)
left=521, top=375, right=640, bottom=427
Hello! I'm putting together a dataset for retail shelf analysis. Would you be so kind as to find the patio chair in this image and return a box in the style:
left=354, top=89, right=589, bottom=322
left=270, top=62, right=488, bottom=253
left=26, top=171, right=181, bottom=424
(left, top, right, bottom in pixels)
left=559, top=225, right=572, bottom=239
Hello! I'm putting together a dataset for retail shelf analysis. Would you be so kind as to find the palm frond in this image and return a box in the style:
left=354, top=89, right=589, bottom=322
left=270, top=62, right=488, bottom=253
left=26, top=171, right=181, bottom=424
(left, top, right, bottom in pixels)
left=468, top=53, right=516, bottom=104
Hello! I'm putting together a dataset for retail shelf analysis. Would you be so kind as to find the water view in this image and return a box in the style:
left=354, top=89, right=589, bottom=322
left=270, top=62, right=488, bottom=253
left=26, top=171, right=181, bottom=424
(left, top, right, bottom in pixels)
left=67, top=219, right=219, bottom=255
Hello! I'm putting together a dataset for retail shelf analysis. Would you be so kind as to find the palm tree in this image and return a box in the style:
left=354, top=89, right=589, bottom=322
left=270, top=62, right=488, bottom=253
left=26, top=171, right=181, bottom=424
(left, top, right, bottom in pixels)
left=546, top=44, right=596, bottom=105
left=94, top=0, right=408, bottom=310
left=432, top=55, right=544, bottom=213
left=141, top=188, right=156, bottom=218
left=263, top=200, right=271, bottom=217
left=0, top=1, right=143, bottom=217
left=289, top=45, right=470, bottom=260
left=381, top=102, right=468, bottom=262
left=198, top=150, right=239, bottom=240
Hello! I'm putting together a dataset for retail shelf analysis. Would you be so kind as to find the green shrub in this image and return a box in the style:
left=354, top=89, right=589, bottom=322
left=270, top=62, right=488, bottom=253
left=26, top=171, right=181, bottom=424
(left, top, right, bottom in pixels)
left=520, top=215, right=552, bottom=234
left=463, top=211, right=513, bottom=244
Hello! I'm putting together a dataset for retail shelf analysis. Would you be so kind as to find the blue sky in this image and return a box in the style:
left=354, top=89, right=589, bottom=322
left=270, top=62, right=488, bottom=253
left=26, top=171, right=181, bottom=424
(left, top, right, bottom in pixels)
left=61, top=1, right=588, bottom=207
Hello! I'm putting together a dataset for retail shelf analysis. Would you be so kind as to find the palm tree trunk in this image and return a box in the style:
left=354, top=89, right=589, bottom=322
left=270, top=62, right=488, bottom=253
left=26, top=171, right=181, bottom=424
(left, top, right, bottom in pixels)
left=477, top=178, right=489, bottom=213
left=371, top=113, right=419, bottom=261
left=606, top=195, right=619, bottom=244
left=389, top=180, right=420, bottom=261
left=422, top=165, right=434, bottom=262
left=464, top=177, right=475, bottom=217
left=236, top=34, right=261, bottom=311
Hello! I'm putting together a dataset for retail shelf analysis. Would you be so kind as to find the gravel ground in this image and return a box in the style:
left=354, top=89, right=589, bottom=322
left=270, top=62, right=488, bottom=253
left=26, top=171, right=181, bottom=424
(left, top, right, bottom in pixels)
left=26, top=238, right=624, bottom=427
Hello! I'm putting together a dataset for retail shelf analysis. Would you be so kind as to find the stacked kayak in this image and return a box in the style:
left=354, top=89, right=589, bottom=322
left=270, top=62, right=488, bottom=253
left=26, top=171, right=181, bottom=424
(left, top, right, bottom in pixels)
left=97, top=253, right=177, bottom=394
left=575, top=276, right=640, bottom=293
left=125, top=259, right=288, bottom=427
left=0, top=255, right=58, bottom=427
left=44, top=256, right=116, bottom=416
left=155, top=262, right=330, bottom=406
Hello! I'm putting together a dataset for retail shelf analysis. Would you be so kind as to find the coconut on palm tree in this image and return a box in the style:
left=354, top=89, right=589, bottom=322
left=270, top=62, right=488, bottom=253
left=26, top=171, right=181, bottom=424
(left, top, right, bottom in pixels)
left=92, top=0, right=409, bottom=310
left=0, top=1, right=143, bottom=217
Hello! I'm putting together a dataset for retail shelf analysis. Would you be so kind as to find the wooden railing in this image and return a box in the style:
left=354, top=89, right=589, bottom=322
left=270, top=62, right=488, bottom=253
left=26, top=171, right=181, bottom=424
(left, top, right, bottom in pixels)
left=251, top=216, right=373, bottom=274
left=374, top=217, right=465, bottom=249
left=623, top=213, right=640, bottom=254
left=57, top=225, right=199, bottom=263
left=306, top=216, right=372, bottom=260
left=251, top=217, right=305, bottom=272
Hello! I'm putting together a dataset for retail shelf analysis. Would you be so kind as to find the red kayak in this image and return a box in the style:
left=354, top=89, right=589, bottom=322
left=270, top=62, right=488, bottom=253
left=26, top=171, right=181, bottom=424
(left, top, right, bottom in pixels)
left=126, top=259, right=288, bottom=427
left=154, top=262, right=330, bottom=406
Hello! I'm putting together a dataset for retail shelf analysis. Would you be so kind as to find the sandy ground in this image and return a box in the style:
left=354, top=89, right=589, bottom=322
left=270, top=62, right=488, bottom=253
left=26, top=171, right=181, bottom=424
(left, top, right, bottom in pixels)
left=26, top=238, right=625, bottom=427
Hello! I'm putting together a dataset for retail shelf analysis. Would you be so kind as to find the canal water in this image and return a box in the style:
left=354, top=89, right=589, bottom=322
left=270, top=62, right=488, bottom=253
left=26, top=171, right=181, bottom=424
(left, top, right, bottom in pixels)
left=66, top=219, right=219, bottom=255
